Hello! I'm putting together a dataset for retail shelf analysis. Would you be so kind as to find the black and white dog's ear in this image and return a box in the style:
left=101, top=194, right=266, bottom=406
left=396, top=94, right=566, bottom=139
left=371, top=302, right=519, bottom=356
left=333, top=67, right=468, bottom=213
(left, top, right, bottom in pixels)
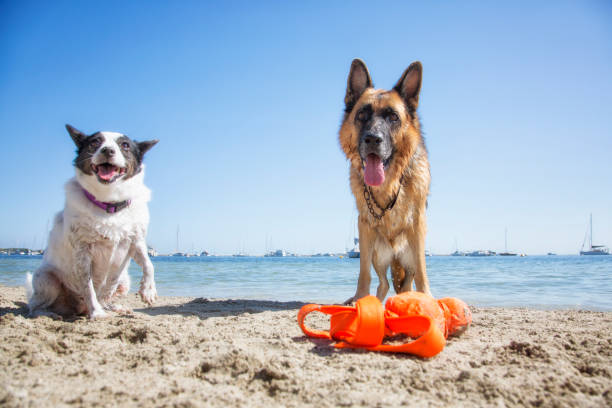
left=66, top=124, right=87, bottom=148
left=138, top=140, right=159, bottom=156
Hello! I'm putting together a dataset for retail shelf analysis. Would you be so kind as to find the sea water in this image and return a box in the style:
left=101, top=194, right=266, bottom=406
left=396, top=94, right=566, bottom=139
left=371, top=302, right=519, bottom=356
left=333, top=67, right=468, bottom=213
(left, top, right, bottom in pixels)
left=1, top=255, right=610, bottom=310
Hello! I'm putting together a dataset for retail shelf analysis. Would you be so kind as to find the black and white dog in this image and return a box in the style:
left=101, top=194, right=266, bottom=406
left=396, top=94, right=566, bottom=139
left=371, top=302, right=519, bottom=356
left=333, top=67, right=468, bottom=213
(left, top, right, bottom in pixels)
left=26, top=125, right=158, bottom=319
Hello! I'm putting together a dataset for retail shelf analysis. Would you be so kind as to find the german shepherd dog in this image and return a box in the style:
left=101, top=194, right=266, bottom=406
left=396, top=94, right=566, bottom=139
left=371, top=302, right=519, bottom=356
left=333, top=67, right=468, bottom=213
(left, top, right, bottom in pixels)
left=339, top=59, right=431, bottom=304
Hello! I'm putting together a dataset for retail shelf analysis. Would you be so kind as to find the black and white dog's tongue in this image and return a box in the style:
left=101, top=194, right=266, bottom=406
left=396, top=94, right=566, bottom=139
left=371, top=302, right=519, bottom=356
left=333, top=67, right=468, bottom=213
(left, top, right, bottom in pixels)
left=97, top=164, right=118, bottom=181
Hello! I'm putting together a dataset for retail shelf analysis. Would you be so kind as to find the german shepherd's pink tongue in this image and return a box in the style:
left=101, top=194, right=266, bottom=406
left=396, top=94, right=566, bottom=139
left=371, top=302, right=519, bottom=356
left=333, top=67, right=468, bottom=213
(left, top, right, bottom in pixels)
left=364, top=154, right=385, bottom=186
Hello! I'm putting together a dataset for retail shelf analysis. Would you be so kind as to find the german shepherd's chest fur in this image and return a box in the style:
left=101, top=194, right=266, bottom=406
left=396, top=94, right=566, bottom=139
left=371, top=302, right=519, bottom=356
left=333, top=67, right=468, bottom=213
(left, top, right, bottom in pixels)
left=349, top=144, right=430, bottom=248
left=339, top=59, right=431, bottom=303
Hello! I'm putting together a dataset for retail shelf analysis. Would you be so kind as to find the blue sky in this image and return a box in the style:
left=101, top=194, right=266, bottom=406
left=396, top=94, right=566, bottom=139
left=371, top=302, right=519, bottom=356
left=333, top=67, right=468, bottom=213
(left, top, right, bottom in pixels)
left=1, top=1, right=611, bottom=255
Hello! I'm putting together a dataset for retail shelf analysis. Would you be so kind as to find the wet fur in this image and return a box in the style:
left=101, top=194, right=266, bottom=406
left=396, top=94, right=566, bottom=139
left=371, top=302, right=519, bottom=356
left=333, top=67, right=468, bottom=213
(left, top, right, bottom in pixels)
left=339, top=59, right=431, bottom=303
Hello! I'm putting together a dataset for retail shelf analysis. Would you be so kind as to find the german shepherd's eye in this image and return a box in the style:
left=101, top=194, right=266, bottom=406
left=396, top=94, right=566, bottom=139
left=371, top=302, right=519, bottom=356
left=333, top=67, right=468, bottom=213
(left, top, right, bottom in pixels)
left=357, top=109, right=370, bottom=122
left=383, top=109, right=399, bottom=122
left=121, top=142, right=130, bottom=150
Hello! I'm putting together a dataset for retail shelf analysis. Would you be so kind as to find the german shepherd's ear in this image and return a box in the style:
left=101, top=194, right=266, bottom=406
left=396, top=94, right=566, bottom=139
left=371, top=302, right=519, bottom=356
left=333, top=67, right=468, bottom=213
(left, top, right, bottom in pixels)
left=394, top=61, right=422, bottom=112
left=66, top=124, right=86, bottom=149
left=344, top=58, right=373, bottom=113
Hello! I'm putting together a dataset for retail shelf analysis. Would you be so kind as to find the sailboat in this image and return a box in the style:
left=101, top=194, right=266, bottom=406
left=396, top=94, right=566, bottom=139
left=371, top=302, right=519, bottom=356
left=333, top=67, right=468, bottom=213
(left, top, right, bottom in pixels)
left=172, top=225, right=187, bottom=257
left=451, top=237, right=466, bottom=256
left=347, top=238, right=360, bottom=258
left=346, top=213, right=360, bottom=258
left=499, top=228, right=517, bottom=256
left=580, top=214, right=609, bottom=255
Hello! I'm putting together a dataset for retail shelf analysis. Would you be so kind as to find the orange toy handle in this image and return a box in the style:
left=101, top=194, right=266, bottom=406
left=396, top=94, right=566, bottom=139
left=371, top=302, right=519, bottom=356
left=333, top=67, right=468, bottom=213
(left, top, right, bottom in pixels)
left=298, top=296, right=385, bottom=348
left=297, top=303, right=356, bottom=339
left=373, top=314, right=446, bottom=358
left=336, top=314, right=446, bottom=358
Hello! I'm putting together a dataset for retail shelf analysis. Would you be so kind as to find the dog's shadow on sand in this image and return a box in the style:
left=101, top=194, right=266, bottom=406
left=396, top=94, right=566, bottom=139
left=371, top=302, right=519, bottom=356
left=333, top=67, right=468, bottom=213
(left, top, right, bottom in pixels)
left=134, top=297, right=308, bottom=319
left=0, top=301, right=29, bottom=317
left=0, top=297, right=307, bottom=321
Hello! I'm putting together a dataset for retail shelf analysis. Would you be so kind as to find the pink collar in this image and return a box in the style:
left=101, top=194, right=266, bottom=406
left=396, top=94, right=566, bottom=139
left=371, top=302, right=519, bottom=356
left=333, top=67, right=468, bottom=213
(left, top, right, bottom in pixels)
left=82, top=189, right=131, bottom=214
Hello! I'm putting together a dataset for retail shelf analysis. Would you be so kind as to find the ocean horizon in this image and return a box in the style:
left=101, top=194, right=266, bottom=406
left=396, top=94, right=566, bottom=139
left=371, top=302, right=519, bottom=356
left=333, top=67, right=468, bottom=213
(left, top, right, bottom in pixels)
left=1, top=254, right=610, bottom=311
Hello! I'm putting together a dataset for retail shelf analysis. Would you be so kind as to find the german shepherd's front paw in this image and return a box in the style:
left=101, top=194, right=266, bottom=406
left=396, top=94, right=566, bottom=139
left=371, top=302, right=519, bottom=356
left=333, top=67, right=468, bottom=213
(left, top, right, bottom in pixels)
left=345, top=287, right=371, bottom=305
left=343, top=296, right=357, bottom=305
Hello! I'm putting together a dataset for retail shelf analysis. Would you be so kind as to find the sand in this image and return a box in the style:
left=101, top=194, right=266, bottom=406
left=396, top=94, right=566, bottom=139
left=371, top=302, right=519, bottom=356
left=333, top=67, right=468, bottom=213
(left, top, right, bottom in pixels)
left=0, top=285, right=610, bottom=407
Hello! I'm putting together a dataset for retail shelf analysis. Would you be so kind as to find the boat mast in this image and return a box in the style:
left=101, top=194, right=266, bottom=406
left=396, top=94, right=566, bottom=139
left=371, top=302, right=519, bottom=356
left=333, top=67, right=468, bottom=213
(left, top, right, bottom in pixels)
left=589, top=213, right=593, bottom=250
left=504, top=228, right=508, bottom=252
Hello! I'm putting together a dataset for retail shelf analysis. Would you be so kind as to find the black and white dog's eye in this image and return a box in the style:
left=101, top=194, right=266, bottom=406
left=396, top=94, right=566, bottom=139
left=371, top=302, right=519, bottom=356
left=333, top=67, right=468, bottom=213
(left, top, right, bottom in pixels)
left=121, top=142, right=130, bottom=150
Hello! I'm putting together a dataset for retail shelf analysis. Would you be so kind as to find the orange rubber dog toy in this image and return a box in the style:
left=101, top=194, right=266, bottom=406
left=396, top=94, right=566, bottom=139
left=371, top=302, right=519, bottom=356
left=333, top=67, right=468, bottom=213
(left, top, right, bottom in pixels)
left=297, top=292, right=471, bottom=358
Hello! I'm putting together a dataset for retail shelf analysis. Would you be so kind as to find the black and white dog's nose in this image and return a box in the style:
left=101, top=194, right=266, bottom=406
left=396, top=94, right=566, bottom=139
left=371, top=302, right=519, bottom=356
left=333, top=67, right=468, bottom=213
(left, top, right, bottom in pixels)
left=101, top=147, right=115, bottom=157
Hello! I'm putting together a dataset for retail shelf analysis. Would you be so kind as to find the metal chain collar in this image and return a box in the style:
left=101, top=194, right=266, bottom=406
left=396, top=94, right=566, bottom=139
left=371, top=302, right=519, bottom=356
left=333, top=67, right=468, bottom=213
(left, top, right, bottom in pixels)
left=362, top=174, right=405, bottom=220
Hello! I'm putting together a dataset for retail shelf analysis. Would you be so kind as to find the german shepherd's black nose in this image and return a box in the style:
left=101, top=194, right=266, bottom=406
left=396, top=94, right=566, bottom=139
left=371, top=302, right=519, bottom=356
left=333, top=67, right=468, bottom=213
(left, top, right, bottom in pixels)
left=101, top=146, right=115, bottom=157
left=364, top=133, right=383, bottom=145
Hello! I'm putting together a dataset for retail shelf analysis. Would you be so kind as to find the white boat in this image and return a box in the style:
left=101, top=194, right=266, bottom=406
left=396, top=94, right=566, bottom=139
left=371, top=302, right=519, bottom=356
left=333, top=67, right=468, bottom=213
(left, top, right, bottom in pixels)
left=466, top=250, right=495, bottom=257
left=265, top=249, right=287, bottom=257
left=580, top=214, right=609, bottom=255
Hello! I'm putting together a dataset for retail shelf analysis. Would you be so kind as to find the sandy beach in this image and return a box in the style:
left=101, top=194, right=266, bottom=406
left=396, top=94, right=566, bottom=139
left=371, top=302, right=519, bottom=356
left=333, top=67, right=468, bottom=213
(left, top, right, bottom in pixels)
left=0, top=285, right=610, bottom=407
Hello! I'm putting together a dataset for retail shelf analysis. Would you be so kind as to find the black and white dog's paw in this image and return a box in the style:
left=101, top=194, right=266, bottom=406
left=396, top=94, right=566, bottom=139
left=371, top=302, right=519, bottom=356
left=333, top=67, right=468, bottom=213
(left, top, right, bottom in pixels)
left=139, top=281, right=157, bottom=306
